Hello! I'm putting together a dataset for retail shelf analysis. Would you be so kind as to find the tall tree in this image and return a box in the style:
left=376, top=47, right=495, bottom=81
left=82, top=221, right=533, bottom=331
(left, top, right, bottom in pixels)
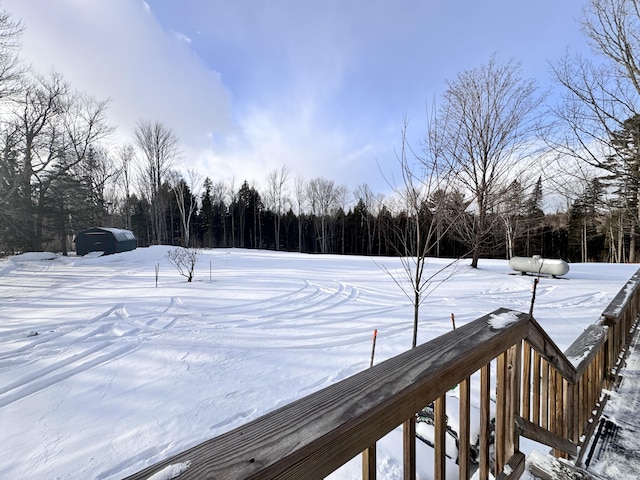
left=0, top=7, right=23, bottom=100
left=551, top=0, right=640, bottom=262
left=168, top=169, right=202, bottom=247
left=432, top=56, right=546, bottom=267
left=602, top=114, right=640, bottom=260
left=306, top=177, right=346, bottom=253
left=133, top=120, right=180, bottom=245
left=294, top=174, right=306, bottom=252
left=264, top=165, right=290, bottom=250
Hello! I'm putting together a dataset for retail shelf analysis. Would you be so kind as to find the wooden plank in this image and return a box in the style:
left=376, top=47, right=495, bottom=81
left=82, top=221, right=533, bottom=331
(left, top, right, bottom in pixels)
left=362, top=444, right=376, bottom=480
left=564, top=324, right=608, bottom=378
left=495, top=352, right=507, bottom=475
left=514, top=416, right=578, bottom=457
left=576, top=394, right=611, bottom=465
left=434, top=396, right=446, bottom=480
left=125, top=309, right=531, bottom=480
left=479, top=364, right=491, bottom=480
left=458, top=377, right=471, bottom=480
left=495, top=452, right=525, bottom=480
left=526, top=318, right=577, bottom=382
left=403, top=418, right=416, bottom=480
left=553, top=372, right=564, bottom=458
left=541, top=358, right=549, bottom=430
left=509, top=343, right=521, bottom=455
left=532, top=350, right=541, bottom=425
left=522, top=343, right=531, bottom=421
left=549, top=370, right=556, bottom=436
left=601, top=267, right=640, bottom=321
left=527, top=450, right=600, bottom=480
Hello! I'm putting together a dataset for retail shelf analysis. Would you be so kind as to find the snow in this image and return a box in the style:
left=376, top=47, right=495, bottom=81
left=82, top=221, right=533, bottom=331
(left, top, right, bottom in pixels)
left=145, top=462, right=190, bottom=480
left=487, top=311, right=520, bottom=329
left=0, top=247, right=638, bottom=479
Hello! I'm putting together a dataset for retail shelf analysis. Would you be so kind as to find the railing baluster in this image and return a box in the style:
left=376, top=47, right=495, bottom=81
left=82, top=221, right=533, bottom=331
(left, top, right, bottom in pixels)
left=522, top=343, right=532, bottom=422
left=496, top=352, right=507, bottom=476
left=362, top=444, right=376, bottom=480
left=434, top=396, right=446, bottom=480
left=459, top=377, right=471, bottom=480
left=509, top=343, right=522, bottom=456
left=479, top=363, right=491, bottom=480
left=541, top=358, right=549, bottom=430
left=532, top=350, right=541, bottom=425
left=403, top=417, right=416, bottom=480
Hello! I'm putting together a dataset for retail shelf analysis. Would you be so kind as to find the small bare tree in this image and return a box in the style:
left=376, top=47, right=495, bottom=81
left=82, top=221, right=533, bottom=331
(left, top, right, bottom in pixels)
left=166, top=246, right=199, bottom=282
left=382, top=118, right=464, bottom=348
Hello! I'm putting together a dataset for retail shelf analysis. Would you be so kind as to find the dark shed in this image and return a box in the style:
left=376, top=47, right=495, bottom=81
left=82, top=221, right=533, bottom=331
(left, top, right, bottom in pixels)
left=74, top=227, right=137, bottom=256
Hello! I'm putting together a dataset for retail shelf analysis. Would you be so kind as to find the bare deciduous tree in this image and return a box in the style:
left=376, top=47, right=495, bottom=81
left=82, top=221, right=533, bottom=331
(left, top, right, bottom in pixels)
left=168, top=168, right=202, bottom=247
left=264, top=165, right=290, bottom=250
left=133, top=120, right=181, bottom=245
left=433, top=56, right=546, bottom=268
left=306, top=177, right=347, bottom=253
left=0, top=8, right=24, bottom=101
left=382, top=119, right=463, bottom=348
left=551, top=0, right=640, bottom=261
left=294, top=174, right=306, bottom=252
left=115, top=143, right=135, bottom=230
left=353, top=183, right=384, bottom=255
left=166, top=246, right=199, bottom=282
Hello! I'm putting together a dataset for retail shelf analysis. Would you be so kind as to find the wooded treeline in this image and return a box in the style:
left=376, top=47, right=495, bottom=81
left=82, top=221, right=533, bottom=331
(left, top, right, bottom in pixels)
left=1, top=0, right=639, bottom=265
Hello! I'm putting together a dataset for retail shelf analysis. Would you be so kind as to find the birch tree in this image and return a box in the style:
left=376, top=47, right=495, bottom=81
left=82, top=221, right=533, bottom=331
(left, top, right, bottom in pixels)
left=133, top=120, right=180, bottom=245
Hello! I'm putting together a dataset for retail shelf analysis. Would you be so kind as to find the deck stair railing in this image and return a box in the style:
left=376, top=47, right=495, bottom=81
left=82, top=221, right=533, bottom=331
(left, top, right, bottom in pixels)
left=126, top=268, right=640, bottom=480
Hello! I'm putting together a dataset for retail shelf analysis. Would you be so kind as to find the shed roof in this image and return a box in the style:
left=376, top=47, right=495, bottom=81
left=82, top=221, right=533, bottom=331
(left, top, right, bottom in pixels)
left=88, top=227, right=136, bottom=242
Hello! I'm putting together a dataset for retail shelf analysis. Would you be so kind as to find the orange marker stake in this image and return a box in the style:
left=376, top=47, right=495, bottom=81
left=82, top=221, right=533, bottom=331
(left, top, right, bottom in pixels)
left=370, top=329, right=378, bottom=368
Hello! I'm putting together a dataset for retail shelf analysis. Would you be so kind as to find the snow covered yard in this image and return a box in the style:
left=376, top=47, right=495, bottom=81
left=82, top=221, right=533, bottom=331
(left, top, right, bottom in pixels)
left=0, top=247, right=637, bottom=479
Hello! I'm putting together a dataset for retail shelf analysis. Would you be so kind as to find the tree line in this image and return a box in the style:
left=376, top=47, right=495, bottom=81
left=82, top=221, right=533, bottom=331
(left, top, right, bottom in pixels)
left=1, top=0, right=639, bottom=265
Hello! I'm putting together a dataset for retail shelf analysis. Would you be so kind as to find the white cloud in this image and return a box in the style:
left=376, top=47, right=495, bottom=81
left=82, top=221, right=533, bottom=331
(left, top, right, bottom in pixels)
left=3, top=0, right=233, bottom=149
left=171, top=30, right=192, bottom=45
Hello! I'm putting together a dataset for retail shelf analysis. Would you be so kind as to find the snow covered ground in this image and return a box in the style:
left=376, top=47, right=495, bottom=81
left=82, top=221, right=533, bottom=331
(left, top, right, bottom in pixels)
left=0, top=247, right=637, bottom=479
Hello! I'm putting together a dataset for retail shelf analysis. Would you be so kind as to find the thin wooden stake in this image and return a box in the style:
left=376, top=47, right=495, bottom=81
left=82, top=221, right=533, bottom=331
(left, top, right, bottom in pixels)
left=450, top=313, right=456, bottom=330
left=529, top=277, right=539, bottom=316
left=363, top=328, right=379, bottom=479
left=155, top=263, right=159, bottom=288
left=370, top=329, right=378, bottom=368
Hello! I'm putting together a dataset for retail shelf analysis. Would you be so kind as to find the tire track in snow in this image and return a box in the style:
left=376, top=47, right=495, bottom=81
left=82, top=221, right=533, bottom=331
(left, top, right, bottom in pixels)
left=0, top=303, right=130, bottom=362
left=0, top=341, right=138, bottom=408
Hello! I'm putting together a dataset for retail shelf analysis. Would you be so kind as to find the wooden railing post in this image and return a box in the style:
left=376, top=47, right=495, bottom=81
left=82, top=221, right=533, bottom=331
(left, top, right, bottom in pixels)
left=434, top=396, right=446, bottom=480
left=522, top=343, right=532, bottom=422
left=532, top=350, right=541, bottom=425
left=362, top=444, right=376, bottom=480
left=509, top=342, right=522, bottom=455
left=496, top=352, right=506, bottom=475
left=459, top=377, right=471, bottom=480
left=403, top=417, right=416, bottom=480
left=479, top=363, right=491, bottom=480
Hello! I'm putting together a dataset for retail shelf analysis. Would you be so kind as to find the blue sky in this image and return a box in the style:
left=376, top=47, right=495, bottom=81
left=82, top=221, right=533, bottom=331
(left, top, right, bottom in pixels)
left=3, top=0, right=592, bottom=196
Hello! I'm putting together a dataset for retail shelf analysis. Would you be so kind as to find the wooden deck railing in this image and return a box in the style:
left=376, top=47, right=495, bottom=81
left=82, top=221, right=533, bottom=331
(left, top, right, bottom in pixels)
left=126, top=268, right=640, bottom=480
